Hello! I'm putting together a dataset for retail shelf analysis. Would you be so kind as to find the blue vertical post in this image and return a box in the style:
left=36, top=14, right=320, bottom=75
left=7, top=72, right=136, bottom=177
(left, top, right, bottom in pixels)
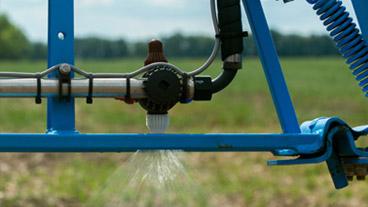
left=47, top=0, right=76, bottom=134
left=351, top=0, right=368, bottom=41
left=242, top=0, right=300, bottom=133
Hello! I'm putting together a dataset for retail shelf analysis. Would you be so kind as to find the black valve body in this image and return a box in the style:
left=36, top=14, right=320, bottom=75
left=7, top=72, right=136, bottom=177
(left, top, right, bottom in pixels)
left=139, top=65, right=182, bottom=114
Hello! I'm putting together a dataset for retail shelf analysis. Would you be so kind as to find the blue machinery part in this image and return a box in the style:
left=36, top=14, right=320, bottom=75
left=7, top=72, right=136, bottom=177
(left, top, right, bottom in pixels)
left=307, top=0, right=368, bottom=96
left=0, top=0, right=367, bottom=190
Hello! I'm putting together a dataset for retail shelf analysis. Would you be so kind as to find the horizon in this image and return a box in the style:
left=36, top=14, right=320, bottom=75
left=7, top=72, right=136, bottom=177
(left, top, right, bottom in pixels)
left=0, top=0, right=357, bottom=42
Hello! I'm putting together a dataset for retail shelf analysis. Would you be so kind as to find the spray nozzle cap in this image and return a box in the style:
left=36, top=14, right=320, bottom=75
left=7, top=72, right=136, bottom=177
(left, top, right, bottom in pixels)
left=146, top=114, right=169, bottom=134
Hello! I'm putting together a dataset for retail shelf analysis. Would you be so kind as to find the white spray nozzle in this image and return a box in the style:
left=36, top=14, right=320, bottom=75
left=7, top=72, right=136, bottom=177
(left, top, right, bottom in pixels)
left=146, top=114, right=169, bottom=133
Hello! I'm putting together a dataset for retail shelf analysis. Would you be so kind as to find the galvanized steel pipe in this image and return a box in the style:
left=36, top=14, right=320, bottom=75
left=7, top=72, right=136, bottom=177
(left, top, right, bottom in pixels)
left=0, top=78, right=195, bottom=100
left=0, top=78, right=145, bottom=98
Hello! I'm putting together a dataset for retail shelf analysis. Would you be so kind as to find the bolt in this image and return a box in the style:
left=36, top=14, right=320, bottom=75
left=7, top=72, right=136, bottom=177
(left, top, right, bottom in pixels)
left=58, top=32, right=65, bottom=40
left=59, top=64, right=71, bottom=75
left=344, top=165, right=354, bottom=175
left=357, top=176, right=366, bottom=181
left=356, top=165, right=367, bottom=178
left=347, top=176, right=354, bottom=181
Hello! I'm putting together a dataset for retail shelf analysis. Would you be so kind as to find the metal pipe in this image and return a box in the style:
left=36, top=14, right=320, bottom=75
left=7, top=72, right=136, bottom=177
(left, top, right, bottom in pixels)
left=0, top=78, right=146, bottom=98
left=0, top=78, right=195, bottom=100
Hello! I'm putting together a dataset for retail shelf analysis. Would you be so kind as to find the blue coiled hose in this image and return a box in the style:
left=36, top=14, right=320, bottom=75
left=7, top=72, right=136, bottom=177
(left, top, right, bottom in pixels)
left=307, top=0, right=368, bottom=97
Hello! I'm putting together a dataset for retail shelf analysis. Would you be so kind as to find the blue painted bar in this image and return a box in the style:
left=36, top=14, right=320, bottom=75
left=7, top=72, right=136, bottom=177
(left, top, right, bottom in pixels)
left=0, top=133, right=322, bottom=153
left=47, top=0, right=76, bottom=133
left=351, top=0, right=368, bottom=41
left=242, top=0, right=300, bottom=133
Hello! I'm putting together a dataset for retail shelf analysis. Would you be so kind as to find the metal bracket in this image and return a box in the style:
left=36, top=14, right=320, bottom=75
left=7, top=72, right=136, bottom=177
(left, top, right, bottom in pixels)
left=269, top=117, right=368, bottom=189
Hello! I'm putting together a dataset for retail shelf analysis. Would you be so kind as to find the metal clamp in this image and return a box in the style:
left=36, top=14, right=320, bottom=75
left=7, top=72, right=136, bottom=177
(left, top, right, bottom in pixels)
left=125, top=77, right=131, bottom=100
left=35, top=73, right=42, bottom=104
left=58, top=64, right=72, bottom=102
left=86, top=74, right=93, bottom=104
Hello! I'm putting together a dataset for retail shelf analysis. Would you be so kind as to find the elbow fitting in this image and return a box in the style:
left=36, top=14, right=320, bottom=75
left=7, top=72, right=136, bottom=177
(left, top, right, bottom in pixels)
left=212, top=53, right=242, bottom=94
left=193, top=53, right=242, bottom=99
left=211, top=69, right=238, bottom=94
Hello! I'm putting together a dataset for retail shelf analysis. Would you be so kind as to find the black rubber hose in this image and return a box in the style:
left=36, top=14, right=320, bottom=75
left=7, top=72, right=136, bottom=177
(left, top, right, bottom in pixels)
left=216, top=0, right=244, bottom=61
left=211, top=69, right=237, bottom=93
left=208, top=0, right=243, bottom=94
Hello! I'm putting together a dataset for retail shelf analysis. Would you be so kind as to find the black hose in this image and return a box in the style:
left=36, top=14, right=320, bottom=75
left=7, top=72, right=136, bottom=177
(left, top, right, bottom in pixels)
left=211, top=69, right=237, bottom=93
left=217, top=0, right=244, bottom=61
left=212, top=0, right=243, bottom=94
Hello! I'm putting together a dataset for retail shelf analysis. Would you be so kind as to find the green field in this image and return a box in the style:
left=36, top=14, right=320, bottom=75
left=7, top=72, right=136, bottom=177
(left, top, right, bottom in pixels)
left=0, top=58, right=367, bottom=207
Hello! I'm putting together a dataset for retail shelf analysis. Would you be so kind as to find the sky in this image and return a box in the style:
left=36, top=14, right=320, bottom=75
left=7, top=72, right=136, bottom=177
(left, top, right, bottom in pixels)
left=0, top=0, right=357, bottom=42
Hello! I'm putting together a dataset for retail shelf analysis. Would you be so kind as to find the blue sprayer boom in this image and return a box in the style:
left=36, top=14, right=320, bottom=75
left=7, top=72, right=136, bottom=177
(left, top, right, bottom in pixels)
left=0, top=0, right=367, bottom=189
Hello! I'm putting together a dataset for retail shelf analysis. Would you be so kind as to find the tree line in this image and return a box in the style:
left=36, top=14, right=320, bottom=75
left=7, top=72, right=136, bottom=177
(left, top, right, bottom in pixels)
left=0, top=14, right=339, bottom=60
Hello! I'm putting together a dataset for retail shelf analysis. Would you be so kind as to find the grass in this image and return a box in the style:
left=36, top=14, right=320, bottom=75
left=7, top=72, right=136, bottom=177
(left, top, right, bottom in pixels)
left=0, top=57, right=366, bottom=206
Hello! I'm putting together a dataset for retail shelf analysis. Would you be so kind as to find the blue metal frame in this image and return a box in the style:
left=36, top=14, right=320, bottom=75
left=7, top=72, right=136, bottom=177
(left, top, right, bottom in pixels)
left=0, top=0, right=367, bottom=189
left=0, top=133, right=322, bottom=153
left=242, top=0, right=300, bottom=134
left=351, top=0, right=368, bottom=41
left=47, top=0, right=76, bottom=134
